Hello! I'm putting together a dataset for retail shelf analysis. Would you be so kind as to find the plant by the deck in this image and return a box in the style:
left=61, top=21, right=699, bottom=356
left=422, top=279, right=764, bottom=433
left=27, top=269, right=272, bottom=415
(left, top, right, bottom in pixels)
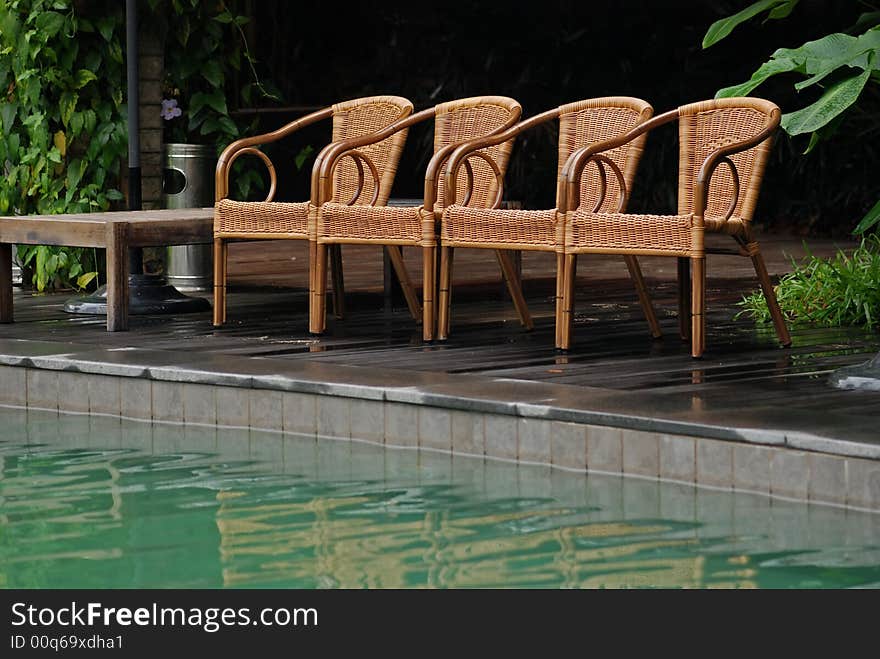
left=703, top=0, right=880, bottom=235
left=149, top=0, right=281, bottom=201
left=0, top=0, right=127, bottom=290
left=737, top=235, right=880, bottom=329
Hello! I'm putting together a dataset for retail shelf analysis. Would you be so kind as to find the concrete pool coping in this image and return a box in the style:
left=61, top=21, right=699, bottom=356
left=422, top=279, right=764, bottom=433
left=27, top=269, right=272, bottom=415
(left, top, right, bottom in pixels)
left=0, top=337, right=878, bottom=511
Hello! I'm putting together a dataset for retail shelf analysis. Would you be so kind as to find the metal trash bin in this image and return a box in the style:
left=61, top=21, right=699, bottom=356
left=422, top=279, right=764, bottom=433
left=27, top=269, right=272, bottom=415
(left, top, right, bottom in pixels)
left=163, top=143, right=215, bottom=291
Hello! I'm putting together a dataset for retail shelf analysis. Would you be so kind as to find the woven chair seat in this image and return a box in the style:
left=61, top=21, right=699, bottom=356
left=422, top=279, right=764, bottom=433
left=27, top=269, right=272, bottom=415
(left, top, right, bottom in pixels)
left=318, top=202, right=423, bottom=244
left=441, top=205, right=558, bottom=249
left=567, top=211, right=694, bottom=254
left=214, top=199, right=309, bottom=237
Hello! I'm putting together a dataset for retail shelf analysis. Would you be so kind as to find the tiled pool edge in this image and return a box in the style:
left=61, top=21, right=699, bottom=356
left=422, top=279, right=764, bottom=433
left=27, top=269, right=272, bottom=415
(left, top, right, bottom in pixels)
left=2, top=362, right=879, bottom=512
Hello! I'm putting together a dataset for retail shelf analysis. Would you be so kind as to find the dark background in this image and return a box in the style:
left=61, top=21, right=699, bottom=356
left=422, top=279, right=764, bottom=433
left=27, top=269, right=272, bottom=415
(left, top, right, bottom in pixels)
left=233, top=0, right=878, bottom=237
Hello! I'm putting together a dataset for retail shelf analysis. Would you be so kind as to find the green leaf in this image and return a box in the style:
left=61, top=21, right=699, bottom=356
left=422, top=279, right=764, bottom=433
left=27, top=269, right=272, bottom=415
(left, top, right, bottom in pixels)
left=76, top=271, right=97, bottom=290
left=35, top=246, right=48, bottom=291
left=176, top=16, right=191, bottom=47
left=716, top=57, right=799, bottom=98
left=794, top=30, right=880, bottom=90
left=849, top=11, right=880, bottom=34
left=217, top=115, right=238, bottom=137
left=73, top=68, right=98, bottom=89
left=703, top=0, right=786, bottom=48
left=59, top=90, right=78, bottom=127
left=0, top=101, right=17, bottom=133
left=66, top=158, right=86, bottom=190
left=853, top=198, right=880, bottom=235
left=83, top=109, right=97, bottom=135
left=294, top=145, right=314, bottom=171
left=767, top=0, right=799, bottom=20
left=781, top=67, right=872, bottom=135
left=35, top=12, right=66, bottom=39
left=95, top=16, right=115, bottom=42
left=200, top=59, right=223, bottom=87
left=69, top=111, right=84, bottom=137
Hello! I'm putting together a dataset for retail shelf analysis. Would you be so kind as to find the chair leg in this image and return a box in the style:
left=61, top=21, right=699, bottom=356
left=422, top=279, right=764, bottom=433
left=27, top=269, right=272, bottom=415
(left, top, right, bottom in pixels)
left=308, top=239, right=316, bottom=323
left=677, top=257, right=691, bottom=341
left=557, top=253, right=577, bottom=350
left=554, top=252, right=564, bottom=348
left=623, top=255, right=661, bottom=339
left=385, top=245, right=423, bottom=324
left=748, top=242, right=792, bottom=347
left=437, top=246, right=453, bottom=340
left=691, top=256, right=706, bottom=358
left=310, top=243, right=328, bottom=334
left=213, top=238, right=227, bottom=327
left=422, top=246, right=436, bottom=342
left=495, top=249, right=534, bottom=330
left=329, top=244, right=345, bottom=320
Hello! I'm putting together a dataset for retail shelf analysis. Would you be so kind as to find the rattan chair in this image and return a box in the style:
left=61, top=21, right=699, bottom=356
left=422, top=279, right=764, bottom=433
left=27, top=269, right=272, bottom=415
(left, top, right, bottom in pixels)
left=437, top=97, right=659, bottom=341
left=213, top=95, right=413, bottom=326
left=310, top=96, right=522, bottom=340
left=557, top=97, right=792, bottom=358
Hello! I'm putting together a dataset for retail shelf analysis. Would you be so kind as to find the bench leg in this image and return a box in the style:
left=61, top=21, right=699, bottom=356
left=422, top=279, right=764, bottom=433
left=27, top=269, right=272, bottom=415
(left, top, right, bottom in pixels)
left=0, top=243, right=12, bottom=323
left=105, top=223, right=130, bottom=332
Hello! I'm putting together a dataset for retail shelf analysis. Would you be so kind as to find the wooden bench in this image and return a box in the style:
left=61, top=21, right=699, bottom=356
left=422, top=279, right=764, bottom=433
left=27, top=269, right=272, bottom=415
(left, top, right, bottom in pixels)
left=0, top=208, right=213, bottom=331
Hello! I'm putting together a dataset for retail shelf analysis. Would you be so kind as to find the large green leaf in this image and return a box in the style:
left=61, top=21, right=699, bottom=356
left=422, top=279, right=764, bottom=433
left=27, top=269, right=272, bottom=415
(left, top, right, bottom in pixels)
left=703, top=0, right=787, bottom=48
left=716, top=57, right=799, bottom=97
left=794, top=29, right=880, bottom=90
left=853, top=198, right=880, bottom=235
left=781, top=67, right=872, bottom=135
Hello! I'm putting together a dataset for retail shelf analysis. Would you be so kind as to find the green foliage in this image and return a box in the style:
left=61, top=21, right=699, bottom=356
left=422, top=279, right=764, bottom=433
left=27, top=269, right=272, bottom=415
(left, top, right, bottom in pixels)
left=0, top=0, right=127, bottom=290
left=703, top=1, right=880, bottom=234
left=149, top=0, right=281, bottom=200
left=703, top=0, right=798, bottom=49
left=737, top=236, right=880, bottom=329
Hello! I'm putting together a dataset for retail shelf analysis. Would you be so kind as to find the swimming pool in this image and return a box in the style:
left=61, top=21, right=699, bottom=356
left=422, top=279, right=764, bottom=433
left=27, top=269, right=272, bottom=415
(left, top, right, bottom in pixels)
left=1, top=407, right=878, bottom=588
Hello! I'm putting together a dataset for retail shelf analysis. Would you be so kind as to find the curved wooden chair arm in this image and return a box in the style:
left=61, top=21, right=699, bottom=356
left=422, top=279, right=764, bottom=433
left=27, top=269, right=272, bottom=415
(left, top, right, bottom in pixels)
left=423, top=142, right=466, bottom=210
left=443, top=108, right=559, bottom=207
left=559, top=108, right=677, bottom=213
left=693, top=108, right=780, bottom=219
left=215, top=106, right=333, bottom=201
left=328, top=149, right=382, bottom=206
left=422, top=104, right=522, bottom=211
left=312, top=107, right=434, bottom=205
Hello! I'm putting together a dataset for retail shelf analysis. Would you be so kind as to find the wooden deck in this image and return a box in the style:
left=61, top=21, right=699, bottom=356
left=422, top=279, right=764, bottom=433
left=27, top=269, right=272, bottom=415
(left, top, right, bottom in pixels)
left=4, top=235, right=879, bottom=421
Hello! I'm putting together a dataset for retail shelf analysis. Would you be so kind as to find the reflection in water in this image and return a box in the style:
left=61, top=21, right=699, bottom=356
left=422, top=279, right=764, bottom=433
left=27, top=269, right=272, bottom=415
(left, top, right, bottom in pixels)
left=1, top=408, right=879, bottom=588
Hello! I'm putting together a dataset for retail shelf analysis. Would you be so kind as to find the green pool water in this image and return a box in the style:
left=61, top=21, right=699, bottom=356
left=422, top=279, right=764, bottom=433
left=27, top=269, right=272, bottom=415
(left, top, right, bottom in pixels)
left=1, top=407, right=879, bottom=589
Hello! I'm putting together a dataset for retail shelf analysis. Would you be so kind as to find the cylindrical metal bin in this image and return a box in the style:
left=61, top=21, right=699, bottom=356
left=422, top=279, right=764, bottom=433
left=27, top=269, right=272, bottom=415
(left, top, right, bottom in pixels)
left=163, top=143, right=215, bottom=291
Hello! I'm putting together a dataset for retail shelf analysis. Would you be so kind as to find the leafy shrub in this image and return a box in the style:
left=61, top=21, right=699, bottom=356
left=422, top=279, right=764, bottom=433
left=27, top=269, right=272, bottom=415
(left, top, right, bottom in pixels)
left=0, top=0, right=126, bottom=290
left=737, top=235, right=880, bottom=328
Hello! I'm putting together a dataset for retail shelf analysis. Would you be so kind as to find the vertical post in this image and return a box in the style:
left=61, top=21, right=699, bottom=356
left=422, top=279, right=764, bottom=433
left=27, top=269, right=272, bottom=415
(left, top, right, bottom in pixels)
left=0, top=243, right=13, bottom=323
left=106, top=223, right=131, bottom=331
left=126, top=0, right=143, bottom=273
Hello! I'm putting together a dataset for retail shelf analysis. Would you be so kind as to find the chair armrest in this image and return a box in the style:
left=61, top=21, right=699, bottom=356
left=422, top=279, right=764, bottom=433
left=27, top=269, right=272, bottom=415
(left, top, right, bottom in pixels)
left=443, top=108, right=559, bottom=207
left=312, top=107, right=431, bottom=205
left=559, top=108, right=676, bottom=213
left=693, top=108, right=780, bottom=220
left=423, top=104, right=522, bottom=211
left=215, top=106, right=333, bottom=201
